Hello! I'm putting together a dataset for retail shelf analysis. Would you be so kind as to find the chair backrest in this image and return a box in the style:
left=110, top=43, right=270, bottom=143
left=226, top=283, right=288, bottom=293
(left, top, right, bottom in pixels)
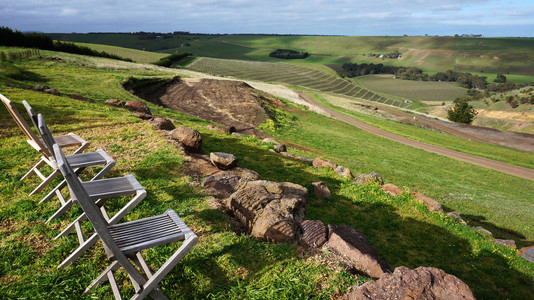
left=23, top=100, right=39, bottom=131
left=52, top=143, right=147, bottom=285
left=37, top=114, right=58, bottom=160
left=0, top=93, right=50, bottom=157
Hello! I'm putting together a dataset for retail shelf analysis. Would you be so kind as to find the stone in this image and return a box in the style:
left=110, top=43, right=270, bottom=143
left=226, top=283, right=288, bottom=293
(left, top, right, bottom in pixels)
left=279, top=151, right=296, bottom=158
left=150, top=116, right=175, bottom=130
left=335, top=166, right=355, bottom=179
left=275, top=143, right=287, bottom=153
left=133, top=112, right=154, bottom=120
left=354, top=171, right=384, bottom=185
left=327, top=225, right=391, bottom=279
left=312, top=181, right=331, bottom=199
left=346, top=266, right=475, bottom=300
left=105, top=99, right=126, bottom=107
left=474, top=226, right=492, bottom=236
left=201, top=173, right=242, bottom=198
left=300, top=220, right=327, bottom=248
left=412, top=191, right=444, bottom=213
left=227, top=180, right=308, bottom=242
left=447, top=211, right=468, bottom=225
left=380, top=183, right=403, bottom=196
left=125, top=100, right=151, bottom=114
left=69, top=93, right=88, bottom=101
left=520, top=246, right=534, bottom=263
left=44, top=88, right=60, bottom=96
left=171, top=126, right=203, bottom=153
left=312, top=157, right=338, bottom=170
left=494, top=239, right=516, bottom=248
left=262, top=138, right=279, bottom=144
left=231, top=132, right=242, bottom=138
left=298, top=157, right=314, bottom=163
left=210, top=152, right=238, bottom=170
left=32, top=85, right=49, bottom=92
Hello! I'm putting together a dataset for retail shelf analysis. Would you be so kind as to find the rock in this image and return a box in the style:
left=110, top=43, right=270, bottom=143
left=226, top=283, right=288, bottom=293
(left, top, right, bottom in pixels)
left=380, top=183, right=403, bottom=196
left=231, top=132, right=242, bottom=138
left=494, top=239, right=516, bottom=248
left=150, top=116, right=175, bottom=130
left=227, top=180, right=308, bottom=242
left=412, top=191, right=444, bottom=213
left=300, top=220, right=327, bottom=248
left=474, top=226, right=492, bottom=236
left=210, top=152, right=238, bottom=170
left=262, top=138, right=278, bottom=144
left=279, top=151, right=296, bottom=158
left=447, top=211, right=467, bottom=225
left=225, top=125, right=237, bottom=133
left=335, top=166, right=355, bottom=179
left=201, top=173, right=242, bottom=198
left=275, top=143, right=287, bottom=153
left=32, top=85, right=49, bottom=92
left=125, top=100, right=151, bottom=114
left=312, top=182, right=331, bottom=199
left=327, top=225, right=391, bottom=279
left=133, top=112, right=154, bottom=120
left=520, top=246, right=534, bottom=263
left=312, top=157, right=338, bottom=170
left=170, top=126, right=203, bottom=153
left=43, top=88, right=60, bottom=96
left=298, top=157, right=314, bottom=163
left=346, top=266, right=475, bottom=300
left=229, top=166, right=261, bottom=181
left=354, top=171, right=384, bottom=185
left=105, top=99, right=126, bottom=107
left=268, top=149, right=277, bottom=153
left=69, top=93, right=89, bottom=101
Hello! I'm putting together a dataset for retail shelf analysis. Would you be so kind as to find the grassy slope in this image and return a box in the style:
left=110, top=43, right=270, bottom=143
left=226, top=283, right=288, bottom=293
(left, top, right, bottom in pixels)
left=73, top=42, right=167, bottom=63
left=1, top=53, right=534, bottom=299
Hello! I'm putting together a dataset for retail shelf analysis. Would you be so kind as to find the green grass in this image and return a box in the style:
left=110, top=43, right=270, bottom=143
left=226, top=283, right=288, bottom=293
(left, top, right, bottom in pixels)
left=356, top=75, right=467, bottom=101
left=1, top=50, right=534, bottom=299
left=72, top=42, right=167, bottom=64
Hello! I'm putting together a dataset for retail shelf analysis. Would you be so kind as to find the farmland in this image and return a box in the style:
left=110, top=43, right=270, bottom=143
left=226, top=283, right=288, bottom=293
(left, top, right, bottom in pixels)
left=356, top=75, right=467, bottom=102
left=187, top=57, right=411, bottom=108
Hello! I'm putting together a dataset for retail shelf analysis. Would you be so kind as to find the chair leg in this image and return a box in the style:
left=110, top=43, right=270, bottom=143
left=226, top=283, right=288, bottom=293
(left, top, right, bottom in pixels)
left=20, top=159, right=45, bottom=181
left=30, top=169, right=59, bottom=195
left=84, top=261, right=121, bottom=295
left=46, top=199, right=74, bottom=223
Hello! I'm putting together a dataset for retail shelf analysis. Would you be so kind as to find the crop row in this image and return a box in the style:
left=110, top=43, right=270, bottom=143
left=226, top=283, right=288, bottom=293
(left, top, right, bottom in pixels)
left=187, top=57, right=410, bottom=108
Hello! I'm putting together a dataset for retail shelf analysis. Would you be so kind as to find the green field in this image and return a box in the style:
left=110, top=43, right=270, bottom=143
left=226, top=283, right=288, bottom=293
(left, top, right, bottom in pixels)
left=74, top=42, right=167, bottom=63
left=356, top=75, right=467, bottom=101
left=1, top=49, right=534, bottom=299
left=187, top=57, right=411, bottom=108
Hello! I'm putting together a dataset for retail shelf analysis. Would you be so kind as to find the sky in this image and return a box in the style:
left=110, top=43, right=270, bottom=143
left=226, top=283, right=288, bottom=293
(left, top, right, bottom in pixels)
left=1, top=0, right=533, bottom=37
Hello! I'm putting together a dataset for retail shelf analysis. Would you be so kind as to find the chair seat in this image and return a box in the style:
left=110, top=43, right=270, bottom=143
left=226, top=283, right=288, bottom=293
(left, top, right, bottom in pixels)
left=82, top=174, right=142, bottom=199
left=45, top=133, right=86, bottom=148
left=109, top=209, right=187, bottom=256
left=66, top=149, right=113, bottom=168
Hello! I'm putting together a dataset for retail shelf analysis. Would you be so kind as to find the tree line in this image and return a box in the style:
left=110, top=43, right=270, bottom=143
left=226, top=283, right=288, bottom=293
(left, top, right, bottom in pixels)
left=269, top=49, right=309, bottom=59
left=0, top=27, right=132, bottom=62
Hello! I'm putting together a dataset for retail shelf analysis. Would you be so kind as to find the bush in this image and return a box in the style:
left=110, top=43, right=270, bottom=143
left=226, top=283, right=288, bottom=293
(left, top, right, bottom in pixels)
left=153, top=52, right=192, bottom=67
left=269, top=49, right=309, bottom=59
left=447, top=98, right=477, bottom=124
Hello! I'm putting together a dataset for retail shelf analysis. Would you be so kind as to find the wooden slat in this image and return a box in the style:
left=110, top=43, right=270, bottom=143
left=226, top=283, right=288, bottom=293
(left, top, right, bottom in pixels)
left=82, top=177, right=137, bottom=199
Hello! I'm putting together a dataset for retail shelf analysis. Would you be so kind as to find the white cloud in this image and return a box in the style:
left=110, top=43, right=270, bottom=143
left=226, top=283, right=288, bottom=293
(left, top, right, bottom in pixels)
left=59, top=8, right=80, bottom=16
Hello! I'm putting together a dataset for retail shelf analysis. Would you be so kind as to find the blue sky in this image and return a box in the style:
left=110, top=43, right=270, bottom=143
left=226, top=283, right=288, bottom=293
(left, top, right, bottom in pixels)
left=1, top=0, right=533, bottom=36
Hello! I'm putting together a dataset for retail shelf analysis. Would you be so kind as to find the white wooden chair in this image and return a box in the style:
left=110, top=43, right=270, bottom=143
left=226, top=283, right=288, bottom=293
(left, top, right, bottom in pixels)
left=37, top=114, right=147, bottom=269
left=54, top=143, right=198, bottom=299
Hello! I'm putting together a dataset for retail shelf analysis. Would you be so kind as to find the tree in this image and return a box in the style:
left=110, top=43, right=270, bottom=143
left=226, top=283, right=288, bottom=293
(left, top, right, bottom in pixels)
left=494, top=73, right=507, bottom=83
left=448, top=98, right=477, bottom=124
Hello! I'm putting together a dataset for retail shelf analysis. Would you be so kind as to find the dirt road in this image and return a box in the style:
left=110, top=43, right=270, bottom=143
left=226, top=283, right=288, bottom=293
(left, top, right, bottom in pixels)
left=298, top=92, right=534, bottom=181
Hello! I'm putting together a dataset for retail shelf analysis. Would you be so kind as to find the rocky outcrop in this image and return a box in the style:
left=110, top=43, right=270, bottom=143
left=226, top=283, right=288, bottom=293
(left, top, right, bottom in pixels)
left=226, top=180, right=308, bottom=242
left=380, top=183, right=403, bottom=196
left=412, top=191, right=444, bottom=213
left=105, top=99, right=126, bottom=108
left=327, top=225, right=391, bottom=279
left=354, top=171, right=384, bottom=185
left=170, top=126, right=203, bottom=153
left=300, top=220, right=327, bottom=248
left=335, top=166, right=355, bottom=179
left=312, top=157, right=338, bottom=170
left=125, top=100, right=151, bottom=114
left=345, top=266, right=475, bottom=300
left=210, top=152, right=238, bottom=170
left=312, top=181, right=331, bottom=199
left=201, top=173, right=242, bottom=198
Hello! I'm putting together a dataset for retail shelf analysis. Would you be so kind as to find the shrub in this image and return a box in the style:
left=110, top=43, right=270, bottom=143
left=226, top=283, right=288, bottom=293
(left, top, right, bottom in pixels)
left=447, top=98, right=477, bottom=124
left=153, top=52, right=192, bottom=67
left=269, top=49, right=309, bottom=59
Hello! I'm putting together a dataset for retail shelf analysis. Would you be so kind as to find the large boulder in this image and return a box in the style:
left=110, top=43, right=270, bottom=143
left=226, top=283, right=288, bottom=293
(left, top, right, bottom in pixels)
left=354, top=171, right=384, bottom=185
left=226, top=180, right=308, bottom=242
left=300, top=220, right=327, bottom=248
left=345, top=266, right=475, bottom=300
left=170, top=126, right=203, bottom=153
left=210, top=152, right=238, bottom=170
left=125, top=100, right=151, bottom=114
left=327, top=225, right=391, bottom=279
left=312, top=157, right=338, bottom=170
left=201, top=173, right=242, bottom=198
left=150, top=116, right=175, bottom=130
left=412, top=191, right=444, bottom=213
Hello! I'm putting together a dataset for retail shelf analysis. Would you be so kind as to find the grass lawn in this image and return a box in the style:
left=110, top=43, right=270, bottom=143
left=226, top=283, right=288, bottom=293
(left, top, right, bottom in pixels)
left=1, top=51, right=534, bottom=299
